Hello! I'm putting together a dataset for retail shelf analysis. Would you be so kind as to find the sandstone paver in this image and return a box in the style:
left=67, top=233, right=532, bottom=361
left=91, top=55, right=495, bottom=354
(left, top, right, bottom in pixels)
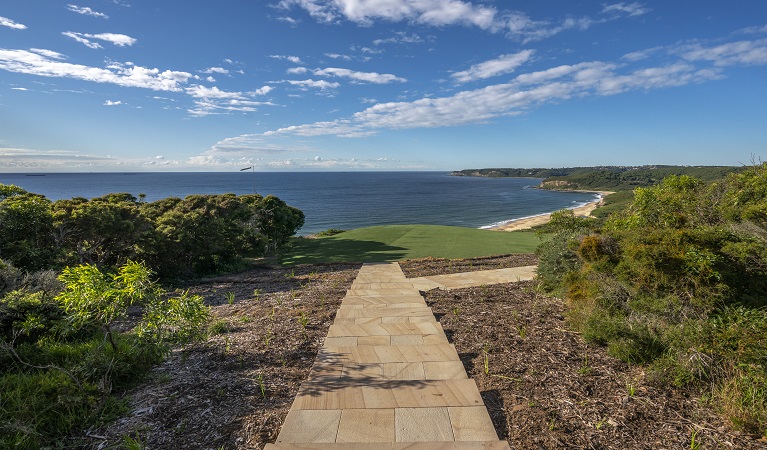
left=274, top=262, right=512, bottom=448
left=409, top=265, right=537, bottom=291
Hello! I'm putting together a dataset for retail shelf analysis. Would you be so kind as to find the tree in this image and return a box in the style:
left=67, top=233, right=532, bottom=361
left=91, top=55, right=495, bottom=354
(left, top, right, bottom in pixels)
left=0, top=193, right=55, bottom=270
left=52, top=194, right=150, bottom=267
left=55, top=260, right=208, bottom=352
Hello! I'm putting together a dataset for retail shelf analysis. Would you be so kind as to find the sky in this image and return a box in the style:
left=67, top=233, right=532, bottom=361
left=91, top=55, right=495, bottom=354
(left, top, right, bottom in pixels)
left=1, top=1, right=766, bottom=172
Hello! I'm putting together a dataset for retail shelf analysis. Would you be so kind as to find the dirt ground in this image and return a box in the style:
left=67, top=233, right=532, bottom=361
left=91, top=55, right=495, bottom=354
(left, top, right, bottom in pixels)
left=83, top=256, right=766, bottom=449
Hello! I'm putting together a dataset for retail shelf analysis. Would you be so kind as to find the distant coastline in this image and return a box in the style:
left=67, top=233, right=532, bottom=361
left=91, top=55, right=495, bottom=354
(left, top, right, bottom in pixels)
left=483, top=191, right=612, bottom=232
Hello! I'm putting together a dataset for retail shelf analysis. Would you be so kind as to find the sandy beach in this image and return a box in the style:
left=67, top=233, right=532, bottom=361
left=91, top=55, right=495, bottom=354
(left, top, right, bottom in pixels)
left=489, top=191, right=613, bottom=232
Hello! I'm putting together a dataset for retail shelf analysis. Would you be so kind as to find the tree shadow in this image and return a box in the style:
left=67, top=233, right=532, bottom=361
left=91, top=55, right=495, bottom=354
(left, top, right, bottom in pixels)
left=281, top=237, right=408, bottom=265
left=481, top=389, right=509, bottom=440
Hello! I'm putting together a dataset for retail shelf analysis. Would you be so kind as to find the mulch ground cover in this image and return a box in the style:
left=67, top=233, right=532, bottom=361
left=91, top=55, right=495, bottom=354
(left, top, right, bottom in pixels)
left=84, top=255, right=765, bottom=449
left=399, top=254, right=538, bottom=278
left=423, top=280, right=766, bottom=449
left=84, top=262, right=359, bottom=449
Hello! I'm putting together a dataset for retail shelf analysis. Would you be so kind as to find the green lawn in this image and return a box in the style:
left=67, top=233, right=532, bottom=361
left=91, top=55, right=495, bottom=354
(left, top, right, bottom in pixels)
left=281, top=225, right=544, bottom=265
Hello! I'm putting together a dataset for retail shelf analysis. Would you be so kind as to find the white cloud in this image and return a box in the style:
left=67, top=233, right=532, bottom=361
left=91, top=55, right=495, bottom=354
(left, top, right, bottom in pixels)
left=29, top=48, right=67, bottom=60
left=270, top=54, right=303, bottom=64
left=63, top=31, right=137, bottom=48
left=505, top=12, right=595, bottom=43
left=741, top=24, right=767, bottom=35
left=185, top=85, right=245, bottom=99
left=206, top=76, right=216, bottom=82
left=280, top=0, right=498, bottom=29
left=63, top=31, right=102, bottom=49
left=0, top=147, right=118, bottom=170
left=0, top=49, right=192, bottom=92
left=276, top=16, right=300, bottom=25
left=373, top=32, right=424, bottom=45
left=314, top=67, right=406, bottom=84
left=67, top=4, right=109, bottom=18
left=201, top=67, right=229, bottom=74
left=601, top=2, right=651, bottom=17
left=325, top=53, right=352, bottom=60
left=0, top=16, right=27, bottom=30
left=679, top=38, right=767, bottom=66
left=287, top=66, right=308, bottom=74
left=188, top=99, right=275, bottom=116
left=104, top=100, right=122, bottom=106
left=287, top=79, right=340, bottom=90
left=451, top=50, right=535, bottom=83
left=263, top=35, right=767, bottom=139
left=208, top=134, right=310, bottom=155
left=622, top=46, right=662, bottom=62
left=11, top=87, right=28, bottom=91
left=252, top=85, right=274, bottom=95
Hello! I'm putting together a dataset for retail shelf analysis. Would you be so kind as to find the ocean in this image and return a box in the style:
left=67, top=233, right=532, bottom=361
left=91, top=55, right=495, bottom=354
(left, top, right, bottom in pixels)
left=0, top=172, right=598, bottom=235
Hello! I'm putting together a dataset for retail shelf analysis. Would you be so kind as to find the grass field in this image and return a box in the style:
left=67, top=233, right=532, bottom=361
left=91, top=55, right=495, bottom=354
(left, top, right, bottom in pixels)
left=281, top=225, right=543, bottom=265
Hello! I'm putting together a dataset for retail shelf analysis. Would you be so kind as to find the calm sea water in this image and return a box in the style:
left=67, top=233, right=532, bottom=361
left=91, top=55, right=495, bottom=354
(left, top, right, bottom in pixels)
left=0, top=172, right=597, bottom=235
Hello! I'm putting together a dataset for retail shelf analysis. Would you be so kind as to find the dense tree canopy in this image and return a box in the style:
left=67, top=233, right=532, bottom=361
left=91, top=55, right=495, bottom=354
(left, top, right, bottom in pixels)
left=0, top=188, right=304, bottom=279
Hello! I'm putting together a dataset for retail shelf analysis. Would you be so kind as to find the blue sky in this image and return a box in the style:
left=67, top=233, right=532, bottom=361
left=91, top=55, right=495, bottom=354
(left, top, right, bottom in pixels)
left=1, top=1, right=766, bottom=172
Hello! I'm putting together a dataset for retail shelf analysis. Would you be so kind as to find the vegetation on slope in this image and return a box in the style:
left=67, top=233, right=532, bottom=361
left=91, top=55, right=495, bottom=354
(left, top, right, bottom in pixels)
left=0, top=185, right=305, bottom=447
left=452, top=165, right=745, bottom=192
left=535, top=164, right=767, bottom=435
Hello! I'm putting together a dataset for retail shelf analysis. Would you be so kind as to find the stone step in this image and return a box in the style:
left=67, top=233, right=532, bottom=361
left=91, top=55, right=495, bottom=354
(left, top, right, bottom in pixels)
left=265, top=441, right=511, bottom=449
left=291, top=379, right=484, bottom=410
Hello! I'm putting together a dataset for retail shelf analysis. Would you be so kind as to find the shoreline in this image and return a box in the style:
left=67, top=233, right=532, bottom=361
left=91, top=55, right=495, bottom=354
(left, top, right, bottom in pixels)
left=485, top=191, right=613, bottom=232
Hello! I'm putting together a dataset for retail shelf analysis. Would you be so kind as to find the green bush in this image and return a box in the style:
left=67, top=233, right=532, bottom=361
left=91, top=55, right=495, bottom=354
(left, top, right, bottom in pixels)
left=1, top=261, right=210, bottom=448
left=537, top=165, right=767, bottom=434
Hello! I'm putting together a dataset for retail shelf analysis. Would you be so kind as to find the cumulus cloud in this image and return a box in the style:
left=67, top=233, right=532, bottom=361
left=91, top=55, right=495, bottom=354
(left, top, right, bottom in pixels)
left=287, top=66, right=308, bottom=74
left=252, top=85, right=274, bottom=95
left=186, top=85, right=246, bottom=99
left=452, top=50, right=535, bottom=83
left=270, top=54, right=303, bottom=64
left=63, top=31, right=137, bottom=48
left=279, top=1, right=647, bottom=42
left=741, top=24, right=767, bottom=35
left=0, top=16, right=27, bottom=30
left=287, top=79, right=340, bottom=90
left=276, top=16, right=300, bottom=25
left=188, top=99, right=276, bottom=116
left=622, top=46, right=662, bottom=62
left=0, top=49, right=192, bottom=91
left=208, top=134, right=311, bottom=155
left=279, top=0, right=498, bottom=29
left=104, top=100, right=122, bottom=105
left=0, top=147, right=118, bottom=170
left=29, top=48, right=67, bottom=60
left=505, top=12, right=595, bottom=43
left=263, top=35, right=767, bottom=139
left=373, top=32, right=424, bottom=45
left=201, top=67, right=229, bottom=74
left=601, top=2, right=651, bottom=17
left=67, top=4, right=109, bottom=18
left=325, top=53, right=352, bottom=60
left=679, top=38, right=767, bottom=66
left=314, top=67, right=406, bottom=83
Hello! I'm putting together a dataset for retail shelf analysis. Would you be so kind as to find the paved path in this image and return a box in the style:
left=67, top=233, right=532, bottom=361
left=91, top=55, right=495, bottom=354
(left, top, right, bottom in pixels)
left=266, top=263, right=512, bottom=450
left=409, top=266, right=536, bottom=291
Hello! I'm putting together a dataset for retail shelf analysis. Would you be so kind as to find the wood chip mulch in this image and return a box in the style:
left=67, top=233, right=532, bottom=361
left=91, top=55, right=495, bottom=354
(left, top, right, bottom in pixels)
left=83, top=263, right=359, bottom=450
left=423, top=280, right=767, bottom=449
left=399, top=254, right=538, bottom=278
left=82, top=255, right=766, bottom=449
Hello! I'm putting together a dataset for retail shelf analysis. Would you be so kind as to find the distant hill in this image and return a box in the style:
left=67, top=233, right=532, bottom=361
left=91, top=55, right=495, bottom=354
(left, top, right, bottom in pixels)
left=450, top=165, right=744, bottom=191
